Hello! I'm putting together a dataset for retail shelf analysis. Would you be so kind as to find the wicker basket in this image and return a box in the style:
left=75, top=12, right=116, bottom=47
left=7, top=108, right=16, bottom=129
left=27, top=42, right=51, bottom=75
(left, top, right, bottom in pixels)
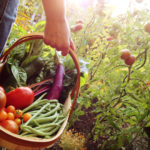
left=0, top=33, right=80, bottom=150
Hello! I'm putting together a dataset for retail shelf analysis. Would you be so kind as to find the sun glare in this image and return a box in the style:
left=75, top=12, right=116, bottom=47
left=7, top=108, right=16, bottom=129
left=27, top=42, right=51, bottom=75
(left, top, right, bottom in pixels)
left=69, top=0, right=150, bottom=16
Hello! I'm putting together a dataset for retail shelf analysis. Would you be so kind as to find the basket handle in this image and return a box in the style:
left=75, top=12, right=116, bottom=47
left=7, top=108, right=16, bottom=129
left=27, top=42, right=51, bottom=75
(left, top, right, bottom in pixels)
left=0, top=32, right=80, bottom=117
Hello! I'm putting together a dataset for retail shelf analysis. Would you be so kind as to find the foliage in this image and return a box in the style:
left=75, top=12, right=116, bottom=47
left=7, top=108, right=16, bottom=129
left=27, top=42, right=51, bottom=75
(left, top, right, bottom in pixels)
left=59, top=129, right=86, bottom=150
left=4, top=0, right=150, bottom=149
left=68, top=2, right=150, bottom=149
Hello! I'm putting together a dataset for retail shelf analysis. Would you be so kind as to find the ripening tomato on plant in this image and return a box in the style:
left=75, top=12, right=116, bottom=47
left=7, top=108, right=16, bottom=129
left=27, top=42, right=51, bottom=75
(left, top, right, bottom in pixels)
left=120, top=49, right=131, bottom=60
left=107, top=37, right=113, bottom=41
left=125, top=55, right=136, bottom=66
left=6, top=87, right=34, bottom=109
left=144, top=22, right=150, bottom=33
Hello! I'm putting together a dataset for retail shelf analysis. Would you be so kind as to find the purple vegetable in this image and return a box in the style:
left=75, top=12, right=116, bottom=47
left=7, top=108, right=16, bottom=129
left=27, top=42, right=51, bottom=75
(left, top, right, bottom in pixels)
left=46, top=64, right=65, bottom=100
left=34, top=86, right=51, bottom=97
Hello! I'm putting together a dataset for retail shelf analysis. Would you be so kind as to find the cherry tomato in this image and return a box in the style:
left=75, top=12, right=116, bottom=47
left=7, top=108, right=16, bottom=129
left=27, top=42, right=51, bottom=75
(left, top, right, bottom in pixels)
left=7, top=112, right=15, bottom=120
left=15, top=109, right=23, bottom=118
left=6, top=105, right=16, bottom=113
left=120, top=49, right=131, bottom=60
left=0, top=91, right=6, bottom=109
left=23, top=113, right=32, bottom=122
left=0, top=108, right=7, bottom=121
left=0, top=120, right=18, bottom=134
left=107, top=37, right=113, bottom=41
left=0, top=86, right=5, bottom=93
left=125, top=55, right=136, bottom=66
left=14, top=118, right=22, bottom=126
left=6, top=87, right=34, bottom=109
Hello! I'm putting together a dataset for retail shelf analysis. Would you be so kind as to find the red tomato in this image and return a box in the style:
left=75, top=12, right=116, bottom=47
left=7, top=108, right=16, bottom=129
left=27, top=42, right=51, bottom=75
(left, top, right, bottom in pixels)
left=6, top=87, right=34, bottom=109
left=14, top=118, right=22, bottom=126
left=0, top=86, right=5, bottom=93
left=15, top=109, right=23, bottom=118
left=71, top=24, right=83, bottom=32
left=0, top=91, right=6, bottom=109
left=120, top=49, right=131, bottom=60
left=125, top=55, right=136, bottom=66
left=23, top=113, right=32, bottom=122
left=7, top=112, right=15, bottom=120
left=107, top=37, right=113, bottom=41
left=0, top=108, right=7, bottom=121
left=0, top=120, right=18, bottom=134
left=6, top=105, right=16, bottom=113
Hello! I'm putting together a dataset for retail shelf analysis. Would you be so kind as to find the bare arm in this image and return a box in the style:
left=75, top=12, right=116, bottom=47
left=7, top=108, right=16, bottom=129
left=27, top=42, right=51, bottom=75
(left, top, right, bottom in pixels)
left=42, top=0, right=74, bottom=56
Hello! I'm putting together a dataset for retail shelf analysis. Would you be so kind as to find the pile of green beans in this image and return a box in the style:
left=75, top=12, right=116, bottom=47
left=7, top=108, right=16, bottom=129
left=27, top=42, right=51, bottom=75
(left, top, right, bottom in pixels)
left=19, top=94, right=67, bottom=139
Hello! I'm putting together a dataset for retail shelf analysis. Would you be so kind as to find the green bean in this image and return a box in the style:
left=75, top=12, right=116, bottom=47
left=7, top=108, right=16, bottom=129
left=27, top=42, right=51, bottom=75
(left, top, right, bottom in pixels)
left=25, top=103, right=50, bottom=126
left=23, top=99, right=49, bottom=113
left=34, top=123, right=58, bottom=129
left=30, top=112, right=58, bottom=124
left=56, top=118, right=66, bottom=125
left=40, top=103, right=61, bottom=117
left=21, top=125, right=52, bottom=136
left=48, top=99, right=58, bottom=103
left=47, top=126, right=60, bottom=136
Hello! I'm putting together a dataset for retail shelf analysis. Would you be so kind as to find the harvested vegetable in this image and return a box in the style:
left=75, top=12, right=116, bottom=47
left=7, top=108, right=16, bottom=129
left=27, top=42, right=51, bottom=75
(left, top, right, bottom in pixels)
left=23, top=113, right=32, bottom=122
left=0, top=86, right=5, bottom=93
left=46, top=64, right=65, bottom=100
left=7, top=112, right=15, bottom=120
left=0, top=120, right=19, bottom=134
left=0, top=108, right=7, bottom=121
left=19, top=94, right=66, bottom=139
left=6, top=105, right=16, bottom=113
left=6, top=87, right=34, bottom=109
left=15, top=109, right=23, bottom=118
left=14, top=118, right=22, bottom=126
left=0, top=90, right=6, bottom=109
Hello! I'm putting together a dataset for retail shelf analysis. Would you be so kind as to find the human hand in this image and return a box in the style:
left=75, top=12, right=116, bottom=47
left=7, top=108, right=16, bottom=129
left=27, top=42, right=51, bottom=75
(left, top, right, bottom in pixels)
left=43, top=18, right=75, bottom=56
